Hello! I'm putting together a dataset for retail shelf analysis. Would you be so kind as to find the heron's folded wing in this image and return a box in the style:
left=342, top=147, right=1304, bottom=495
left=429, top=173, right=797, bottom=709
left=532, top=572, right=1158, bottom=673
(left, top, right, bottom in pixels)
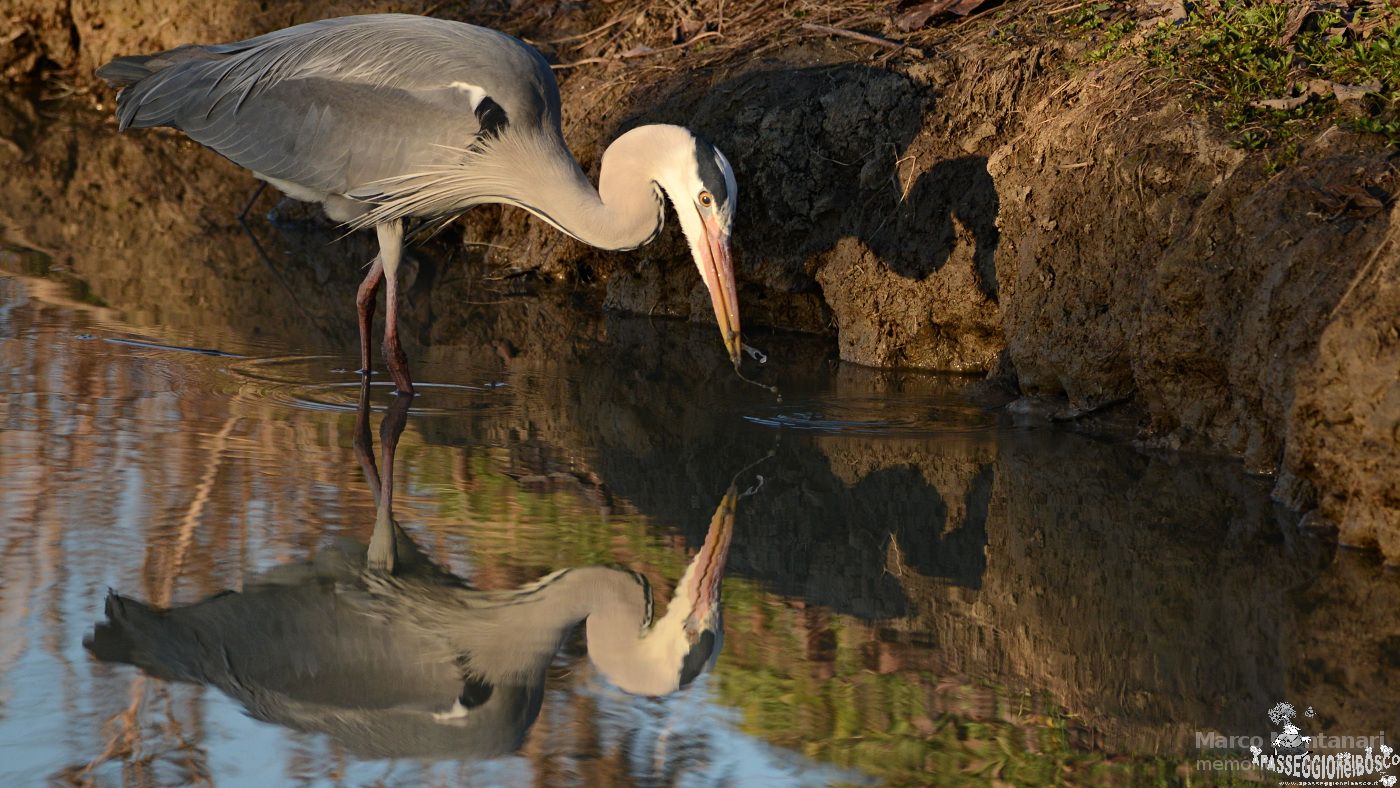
left=110, top=14, right=555, bottom=143
left=177, top=77, right=480, bottom=196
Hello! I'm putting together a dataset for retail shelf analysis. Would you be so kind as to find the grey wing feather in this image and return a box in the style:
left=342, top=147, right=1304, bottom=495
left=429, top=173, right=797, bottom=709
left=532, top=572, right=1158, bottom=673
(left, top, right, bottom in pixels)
left=188, top=78, right=469, bottom=196
left=100, top=14, right=561, bottom=198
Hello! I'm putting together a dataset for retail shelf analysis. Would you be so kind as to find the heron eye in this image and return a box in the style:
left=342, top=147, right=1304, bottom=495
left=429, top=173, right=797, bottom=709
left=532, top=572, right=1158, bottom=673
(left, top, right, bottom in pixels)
left=698, top=191, right=713, bottom=208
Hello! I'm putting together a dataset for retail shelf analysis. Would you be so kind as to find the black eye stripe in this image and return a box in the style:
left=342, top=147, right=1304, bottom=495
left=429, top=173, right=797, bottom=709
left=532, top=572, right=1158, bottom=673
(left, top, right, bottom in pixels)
left=692, top=136, right=729, bottom=209
left=679, top=630, right=716, bottom=687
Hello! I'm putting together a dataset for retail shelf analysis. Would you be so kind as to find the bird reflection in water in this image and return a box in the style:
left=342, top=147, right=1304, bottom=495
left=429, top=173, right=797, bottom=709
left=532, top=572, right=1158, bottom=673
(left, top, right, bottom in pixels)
left=84, top=383, right=743, bottom=760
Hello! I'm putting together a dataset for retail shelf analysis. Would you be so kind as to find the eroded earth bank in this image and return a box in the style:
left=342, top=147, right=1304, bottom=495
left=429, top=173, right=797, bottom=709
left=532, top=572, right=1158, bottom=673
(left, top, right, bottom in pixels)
left=2, top=0, right=1397, bottom=558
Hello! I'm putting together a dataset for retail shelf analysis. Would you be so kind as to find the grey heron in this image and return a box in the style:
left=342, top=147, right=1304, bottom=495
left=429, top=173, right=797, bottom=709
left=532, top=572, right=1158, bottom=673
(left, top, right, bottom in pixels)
left=84, top=384, right=739, bottom=757
left=97, top=14, right=742, bottom=395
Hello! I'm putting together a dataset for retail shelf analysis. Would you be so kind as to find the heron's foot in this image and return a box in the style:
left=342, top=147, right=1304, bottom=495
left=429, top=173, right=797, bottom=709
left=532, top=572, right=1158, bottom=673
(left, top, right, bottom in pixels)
left=383, top=339, right=415, bottom=396
left=366, top=506, right=398, bottom=574
left=388, top=367, right=414, bottom=397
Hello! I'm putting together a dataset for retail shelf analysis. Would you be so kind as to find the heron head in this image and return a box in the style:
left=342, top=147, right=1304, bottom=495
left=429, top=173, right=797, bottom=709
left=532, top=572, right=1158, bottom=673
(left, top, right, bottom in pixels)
left=650, top=129, right=741, bottom=367
left=586, top=485, right=736, bottom=696
left=667, top=486, right=735, bottom=689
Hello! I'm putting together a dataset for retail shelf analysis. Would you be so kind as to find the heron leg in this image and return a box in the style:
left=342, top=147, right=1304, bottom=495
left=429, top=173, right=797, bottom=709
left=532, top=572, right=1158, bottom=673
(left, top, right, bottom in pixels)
left=237, top=181, right=267, bottom=226
left=352, top=375, right=382, bottom=505
left=368, top=391, right=413, bottom=574
left=355, top=256, right=384, bottom=376
left=377, top=220, right=414, bottom=396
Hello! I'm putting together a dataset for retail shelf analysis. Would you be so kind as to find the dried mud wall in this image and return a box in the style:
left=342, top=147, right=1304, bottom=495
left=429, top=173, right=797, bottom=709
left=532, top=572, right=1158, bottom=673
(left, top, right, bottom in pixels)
left=1, top=4, right=1396, bottom=558
left=983, top=62, right=1399, bottom=558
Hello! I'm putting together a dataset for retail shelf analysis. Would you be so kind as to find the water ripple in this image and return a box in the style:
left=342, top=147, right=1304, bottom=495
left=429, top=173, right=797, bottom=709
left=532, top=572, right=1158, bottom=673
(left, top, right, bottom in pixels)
left=744, top=395, right=997, bottom=436
left=226, top=355, right=510, bottom=415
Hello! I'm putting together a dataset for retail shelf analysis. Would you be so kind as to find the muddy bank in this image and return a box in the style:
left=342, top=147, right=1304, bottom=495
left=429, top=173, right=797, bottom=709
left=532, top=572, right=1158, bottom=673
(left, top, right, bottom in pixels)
left=0, top=2, right=1396, bottom=558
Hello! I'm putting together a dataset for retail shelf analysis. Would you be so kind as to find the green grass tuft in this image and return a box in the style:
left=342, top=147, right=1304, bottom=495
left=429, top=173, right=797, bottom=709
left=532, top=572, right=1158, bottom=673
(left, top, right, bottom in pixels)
left=1050, top=1, right=1400, bottom=152
left=1138, top=1, right=1400, bottom=150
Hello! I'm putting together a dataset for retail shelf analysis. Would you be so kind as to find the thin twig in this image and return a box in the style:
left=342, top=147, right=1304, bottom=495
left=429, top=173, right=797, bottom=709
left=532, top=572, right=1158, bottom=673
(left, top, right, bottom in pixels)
left=799, top=22, right=926, bottom=57
left=894, top=152, right=919, bottom=202
left=1326, top=224, right=1396, bottom=324
left=552, top=31, right=723, bottom=70
left=1047, top=1, right=1090, bottom=16
left=534, top=12, right=630, bottom=45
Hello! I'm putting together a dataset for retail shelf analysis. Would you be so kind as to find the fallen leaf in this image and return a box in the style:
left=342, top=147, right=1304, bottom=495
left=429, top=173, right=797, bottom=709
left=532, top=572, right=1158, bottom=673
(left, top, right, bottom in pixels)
left=901, top=0, right=968, bottom=30
left=676, top=16, right=705, bottom=41
left=1337, top=186, right=1386, bottom=210
left=1305, top=79, right=1333, bottom=97
left=1331, top=80, right=1382, bottom=102
left=1322, top=185, right=1389, bottom=217
left=949, top=0, right=988, bottom=14
left=1347, top=17, right=1386, bottom=39
left=1252, top=94, right=1309, bottom=110
left=1277, top=2, right=1319, bottom=48
left=1140, top=0, right=1185, bottom=23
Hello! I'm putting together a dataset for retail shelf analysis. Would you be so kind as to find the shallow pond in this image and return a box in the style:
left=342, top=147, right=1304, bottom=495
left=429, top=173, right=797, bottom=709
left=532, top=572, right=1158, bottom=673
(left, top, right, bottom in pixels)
left=0, top=95, right=1397, bottom=787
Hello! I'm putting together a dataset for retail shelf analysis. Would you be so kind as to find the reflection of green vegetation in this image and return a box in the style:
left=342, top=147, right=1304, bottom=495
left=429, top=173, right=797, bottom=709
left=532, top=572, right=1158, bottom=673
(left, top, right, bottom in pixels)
left=0, top=242, right=110, bottom=307
left=392, top=438, right=1190, bottom=785
left=396, top=439, right=692, bottom=573
left=712, top=622, right=1180, bottom=785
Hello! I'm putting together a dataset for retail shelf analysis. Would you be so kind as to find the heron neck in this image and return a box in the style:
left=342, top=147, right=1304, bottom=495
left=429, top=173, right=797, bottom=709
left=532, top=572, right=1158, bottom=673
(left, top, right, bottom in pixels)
left=411, top=566, right=643, bottom=686
left=531, top=132, right=665, bottom=252
left=439, top=563, right=688, bottom=696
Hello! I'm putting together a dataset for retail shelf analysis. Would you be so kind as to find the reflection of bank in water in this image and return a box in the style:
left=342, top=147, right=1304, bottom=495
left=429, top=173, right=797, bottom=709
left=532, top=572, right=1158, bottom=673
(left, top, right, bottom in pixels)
left=86, top=384, right=742, bottom=759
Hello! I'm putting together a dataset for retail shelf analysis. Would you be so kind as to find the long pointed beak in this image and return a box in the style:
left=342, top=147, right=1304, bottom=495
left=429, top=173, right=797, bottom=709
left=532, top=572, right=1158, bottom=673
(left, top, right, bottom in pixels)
left=683, top=484, right=738, bottom=628
left=697, top=216, right=741, bottom=366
